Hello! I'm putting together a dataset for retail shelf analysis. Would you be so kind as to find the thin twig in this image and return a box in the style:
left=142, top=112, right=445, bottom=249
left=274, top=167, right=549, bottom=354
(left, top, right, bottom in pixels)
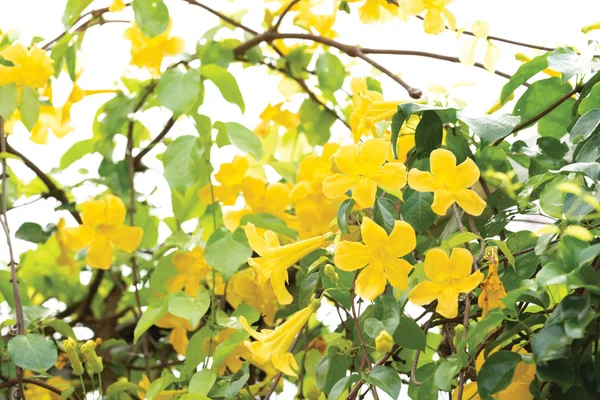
left=134, top=117, right=177, bottom=163
left=410, top=313, right=435, bottom=386
left=351, top=272, right=372, bottom=372
left=181, top=0, right=258, bottom=34
left=272, top=0, right=301, bottom=32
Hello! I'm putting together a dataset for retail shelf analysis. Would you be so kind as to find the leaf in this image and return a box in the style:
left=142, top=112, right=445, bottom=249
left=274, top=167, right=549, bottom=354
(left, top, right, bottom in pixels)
left=146, top=375, right=177, bottom=400
left=15, top=222, right=51, bottom=244
left=240, top=213, right=297, bottom=239
left=19, top=86, right=40, bottom=131
left=132, top=0, right=170, bottom=38
left=363, top=365, right=402, bottom=399
left=465, top=308, right=504, bottom=357
left=47, top=319, right=76, bottom=339
left=559, top=162, right=600, bottom=180
left=477, top=351, right=521, bottom=397
left=204, top=228, right=252, bottom=278
left=569, top=108, right=600, bottom=142
left=531, top=324, right=572, bottom=362
left=434, top=357, right=460, bottom=392
left=490, top=239, right=516, bottom=269
left=316, top=53, right=345, bottom=91
left=576, top=132, right=600, bottom=162
left=393, top=316, right=426, bottom=351
left=579, top=82, right=600, bottom=115
left=157, top=69, right=202, bottom=116
left=537, top=137, right=568, bottom=159
left=209, top=362, right=249, bottom=398
left=459, top=113, right=521, bottom=147
left=298, top=272, right=318, bottom=308
left=516, top=173, right=555, bottom=210
left=62, top=0, right=93, bottom=28
left=444, top=231, right=481, bottom=249
left=316, top=352, right=351, bottom=395
left=183, top=327, right=211, bottom=377
left=200, top=64, right=245, bottom=113
left=0, top=83, right=18, bottom=120
left=134, top=297, right=169, bottom=343
left=373, top=197, right=397, bottom=234
left=189, top=370, right=217, bottom=396
left=8, top=334, right=58, bottom=373
left=168, top=288, right=210, bottom=328
left=402, top=187, right=435, bottom=234
left=328, top=375, right=360, bottom=400
left=225, top=122, right=263, bottom=160
left=337, top=198, right=355, bottom=234
left=501, top=53, right=549, bottom=103
left=298, top=98, right=336, bottom=146
left=60, top=139, right=95, bottom=169
left=513, top=77, right=575, bottom=139
left=548, top=48, right=585, bottom=81
left=415, top=111, right=443, bottom=156
left=390, top=109, right=406, bottom=159
left=162, top=135, right=208, bottom=194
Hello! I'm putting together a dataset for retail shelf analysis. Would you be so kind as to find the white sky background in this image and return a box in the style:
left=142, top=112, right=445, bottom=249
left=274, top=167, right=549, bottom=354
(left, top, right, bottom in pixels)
left=0, top=0, right=600, bottom=398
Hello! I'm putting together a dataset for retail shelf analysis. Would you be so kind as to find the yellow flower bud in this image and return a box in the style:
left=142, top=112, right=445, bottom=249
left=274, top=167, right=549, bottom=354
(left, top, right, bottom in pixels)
left=375, top=330, right=394, bottom=353
left=307, top=384, right=321, bottom=400
left=62, top=338, right=84, bottom=376
left=582, top=21, right=600, bottom=34
left=324, top=263, right=338, bottom=283
left=80, top=340, right=103, bottom=374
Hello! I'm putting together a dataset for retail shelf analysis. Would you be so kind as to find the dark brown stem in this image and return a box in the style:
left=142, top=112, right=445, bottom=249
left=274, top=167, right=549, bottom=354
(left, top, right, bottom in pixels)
left=0, top=377, right=62, bottom=396
left=272, top=0, right=301, bottom=32
left=134, top=117, right=177, bottom=163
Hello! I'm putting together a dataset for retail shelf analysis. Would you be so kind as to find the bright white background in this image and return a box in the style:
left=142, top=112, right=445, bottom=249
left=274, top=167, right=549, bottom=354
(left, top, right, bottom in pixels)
left=0, top=0, right=599, bottom=398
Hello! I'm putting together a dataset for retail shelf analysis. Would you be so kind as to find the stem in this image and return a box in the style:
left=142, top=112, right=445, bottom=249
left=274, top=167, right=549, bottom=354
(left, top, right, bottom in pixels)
left=134, top=117, right=177, bottom=163
left=272, top=0, right=301, bottom=32
left=0, top=119, right=25, bottom=400
left=351, top=272, right=372, bottom=372
left=181, top=0, right=258, bottom=34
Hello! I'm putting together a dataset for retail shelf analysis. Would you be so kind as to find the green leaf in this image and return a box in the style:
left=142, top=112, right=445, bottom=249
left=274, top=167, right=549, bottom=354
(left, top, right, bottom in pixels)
left=373, top=197, right=397, bottom=234
left=337, top=198, right=355, bottom=234
left=132, top=0, right=170, bottom=38
left=60, top=139, right=95, bottom=169
left=134, top=296, right=169, bottom=343
left=316, top=53, right=345, bottom=91
left=157, top=69, right=202, bottom=116
left=569, top=108, right=600, bottom=142
left=548, top=48, right=584, bottom=81
left=532, top=324, right=572, bottom=362
left=19, top=86, right=40, bottom=131
left=459, top=113, right=521, bottom=147
left=200, top=64, right=245, bottom=113
left=146, top=375, right=177, bottom=400
left=62, top=0, right=93, bottom=28
left=328, top=375, right=360, bottom=400
left=209, top=362, right=249, bottom=398
left=390, top=109, right=406, bottom=159
left=516, top=173, right=555, bottom=210
left=579, top=82, right=600, bottom=115
left=316, top=351, right=351, bottom=395
left=183, top=327, right=211, bottom=377
left=162, top=135, right=208, bottom=194
left=298, top=98, right=336, bottom=146
left=465, top=308, right=505, bottom=357
left=65, top=45, right=77, bottom=82
left=560, top=162, right=600, bottom=180
left=189, top=370, right=217, bottom=396
left=434, top=357, right=460, bottom=392
left=402, top=187, right=435, bottom=234
left=490, top=239, right=515, bottom=269
left=513, top=77, right=575, bottom=139
left=225, top=122, right=263, bottom=159
left=204, top=228, right=252, bottom=278
left=477, top=351, right=521, bottom=397
left=576, top=131, right=600, bottom=162
left=0, top=84, right=18, bottom=120
left=415, top=111, right=443, bottom=156
left=240, top=213, right=297, bottom=239
left=8, top=334, right=58, bottom=373
left=501, top=53, right=549, bottom=103
left=537, top=137, right=568, bottom=159
left=15, top=222, right=51, bottom=244
left=168, top=288, right=210, bottom=328
left=393, top=316, right=426, bottom=351
left=47, top=319, right=76, bottom=339
left=298, top=272, right=318, bottom=308
left=363, top=365, right=402, bottom=399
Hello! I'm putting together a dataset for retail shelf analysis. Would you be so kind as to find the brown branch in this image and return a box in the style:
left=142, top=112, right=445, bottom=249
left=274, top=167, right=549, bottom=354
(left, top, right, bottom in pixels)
left=134, top=117, right=177, bottom=163
left=181, top=0, right=258, bottom=34
left=0, top=377, right=63, bottom=396
left=272, top=0, right=301, bottom=32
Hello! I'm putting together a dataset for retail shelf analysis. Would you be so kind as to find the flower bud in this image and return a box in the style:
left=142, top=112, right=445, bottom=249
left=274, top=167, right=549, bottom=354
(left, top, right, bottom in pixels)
left=307, top=384, right=321, bottom=400
left=80, top=340, right=103, bottom=374
left=324, top=264, right=338, bottom=283
left=62, top=338, right=84, bottom=376
left=375, top=330, right=394, bottom=353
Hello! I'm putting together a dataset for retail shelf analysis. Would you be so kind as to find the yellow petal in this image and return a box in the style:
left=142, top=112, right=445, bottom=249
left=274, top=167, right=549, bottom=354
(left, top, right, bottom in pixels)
left=388, top=221, right=417, bottom=257
left=271, top=352, right=299, bottom=377
left=452, top=382, right=480, bottom=400
left=355, top=263, right=386, bottom=301
left=408, top=170, right=438, bottom=192
left=472, top=20, right=490, bottom=39
left=361, top=217, right=388, bottom=248
left=454, top=270, right=484, bottom=293
left=448, top=248, right=474, bottom=278
left=334, top=241, right=370, bottom=271
left=372, top=162, right=408, bottom=190
left=334, top=144, right=362, bottom=177
left=385, top=258, right=413, bottom=290
left=240, top=316, right=266, bottom=341
left=170, top=327, right=189, bottom=356
left=436, top=288, right=459, bottom=318
left=459, top=39, right=478, bottom=66
left=423, top=9, right=444, bottom=34
left=408, top=281, right=442, bottom=306
left=245, top=223, right=271, bottom=257
left=455, top=158, right=480, bottom=188
left=86, top=236, right=112, bottom=269
left=322, top=174, right=356, bottom=200
left=271, top=268, right=293, bottom=305
left=360, top=138, right=388, bottom=174
left=484, top=41, right=501, bottom=73
left=424, top=248, right=449, bottom=281
left=352, top=177, right=377, bottom=209
left=431, top=188, right=455, bottom=216
left=108, top=225, right=143, bottom=253
left=430, top=148, right=457, bottom=178
left=64, top=225, right=95, bottom=251
left=454, top=189, right=486, bottom=216
left=166, top=274, right=187, bottom=294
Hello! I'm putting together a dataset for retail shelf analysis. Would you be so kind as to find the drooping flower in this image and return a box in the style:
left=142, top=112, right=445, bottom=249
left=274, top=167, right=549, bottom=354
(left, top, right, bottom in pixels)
left=409, top=248, right=484, bottom=318
left=167, top=246, right=211, bottom=297
left=245, top=223, right=332, bottom=305
left=408, top=148, right=486, bottom=216
left=80, top=340, right=103, bottom=374
left=334, top=217, right=416, bottom=300
left=56, top=218, right=77, bottom=274
left=64, top=195, right=143, bottom=270
left=478, top=246, right=507, bottom=317
left=294, top=0, right=337, bottom=40
left=451, top=346, right=536, bottom=400
left=154, top=313, right=193, bottom=356
left=124, top=20, right=184, bottom=76
left=240, top=300, right=318, bottom=377
left=138, top=374, right=188, bottom=400
left=322, top=138, right=407, bottom=209
left=62, top=337, right=84, bottom=376
left=0, top=44, right=53, bottom=88
left=226, top=268, right=279, bottom=326
left=400, top=0, right=456, bottom=35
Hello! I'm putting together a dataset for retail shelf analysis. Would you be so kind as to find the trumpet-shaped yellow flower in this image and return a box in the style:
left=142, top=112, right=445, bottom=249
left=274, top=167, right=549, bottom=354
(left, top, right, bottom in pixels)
left=62, top=337, right=84, bottom=376
left=109, top=0, right=126, bottom=12
left=240, top=301, right=318, bottom=377
left=124, top=21, right=184, bottom=76
left=64, top=195, right=143, bottom=270
left=334, top=217, right=416, bottom=300
left=254, top=102, right=300, bottom=138
left=478, top=246, right=507, bottom=317
left=198, top=156, right=250, bottom=205
left=226, top=268, right=279, bottom=326
left=154, top=313, right=193, bottom=356
left=347, top=0, right=398, bottom=24
left=167, top=246, right=211, bottom=297
left=452, top=346, right=536, bottom=400
left=322, top=138, right=407, bottom=209
left=400, top=0, right=456, bottom=34
left=409, top=248, right=483, bottom=318
left=56, top=218, right=77, bottom=274
left=245, top=223, right=331, bottom=304
left=138, top=374, right=188, bottom=400
left=408, top=148, right=486, bottom=216
left=375, top=330, right=394, bottom=353
left=0, top=44, right=53, bottom=88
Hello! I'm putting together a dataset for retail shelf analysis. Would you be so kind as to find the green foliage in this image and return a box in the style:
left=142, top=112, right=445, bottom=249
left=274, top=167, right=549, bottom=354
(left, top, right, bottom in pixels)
left=8, top=334, right=57, bottom=373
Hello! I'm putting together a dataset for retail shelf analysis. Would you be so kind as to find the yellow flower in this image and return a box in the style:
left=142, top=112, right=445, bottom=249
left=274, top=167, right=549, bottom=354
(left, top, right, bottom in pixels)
left=62, top=337, right=84, bottom=376
left=155, top=313, right=193, bottom=356
left=322, top=138, right=407, bottom=209
left=347, top=0, right=398, bottom=24
left=167, top=246, right=211, bottom=296
left=452, top=346, right=536, bottom=400
left=0, top=44, right=53, bottom=88
left=226, top=268, right=279, bottom=326
left=478, top=246, right=506, bottom=317
left=124, top=20, right=184, bottom=76
left=334, top=217, right=416, bottom=300
left=198, top=156, right=250, bottom=206
left=64, top=195, right=144, bottom=270
left=459, top=21, right=500, bottom=72
left=294, top=1, right=337, bottom=40
left=400, top=0, right=456, bottom=34
left=23, top=372, right=70, bottom=400
left=109, top=0, right=126, bottom=12
left=138, top=374, right=188, bottom=400
left=350, top=78, right=401, bottom=143
left=209, top=328, right=254, bottom=375
left=80, top=340, right=103, bottom=374
left=254, top=102, right=300, bottom=138
left=408, top=148, right=486, bottom=216
left=375, top=330, right=394, bottom=353
left=240, top=301, right=318, bottom=377
left=56, top=218, right=77, bottom=274
left=245, top=223, right=331, bottom=305
left=409, top=248, right=483, bottom=318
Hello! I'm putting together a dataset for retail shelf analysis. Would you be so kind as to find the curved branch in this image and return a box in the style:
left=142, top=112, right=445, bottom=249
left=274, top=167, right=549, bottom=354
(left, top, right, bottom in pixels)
left=134, top=117, right=177, bottom=163
left=181, top=0, right=258, bottom=34
left=272, top=0, right=301, bottom=32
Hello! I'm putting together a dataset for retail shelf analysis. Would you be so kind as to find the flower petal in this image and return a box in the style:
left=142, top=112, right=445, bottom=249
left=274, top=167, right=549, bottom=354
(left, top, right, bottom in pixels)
left=430, top=148, right=457, bottom=178
left=271, top=268, right=293, bottom=305
left=355, top=263, right=386, bottom=301
left=334, top=241, right=370, bottom=271
left=448, top=248, right=474, bottom=278
left=361, top=217, right=388, bottom=248
left=245, top=223, right=271, bottom=257
left=388, top=221, right=416, bottom=257
left=408, top=281, right=441, bottom=306
left=240, top=316, right=266, bottom=341
left=166, top=274, right=187, bottom=293
left=108, top=225, right=143, bottom=253
left=454, top=189, right=487, bottom=216
left=454, top=270, right=484, bottom=293
left=170, top=327, right=189, bottom=356
left=64, top=225, right=95, bottom=251
left=86, top=236, right=112, bottom=269
left=271, top=352, right=299, bottom=377
left=372, top=162, right=407, bottom=190
left=436, top=288, right=460, bottom=318
left=352, top=177, right=377, bottom=209
left=104, top=194, right=127, bottom=225
left=408, top=169, right=438, bottom=192
left=424, top=248, right=449, bottom=281
left=455, top=158, right=480, bottom=188
left=322, top=174, right=356, bottom=200
left=431, top=188, right=455, bottom=216
left=385, top=258, right=413, bottom=290
left=360, top=138, right=388, bottom=174
left=334, top=144, right=362, bottom=177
